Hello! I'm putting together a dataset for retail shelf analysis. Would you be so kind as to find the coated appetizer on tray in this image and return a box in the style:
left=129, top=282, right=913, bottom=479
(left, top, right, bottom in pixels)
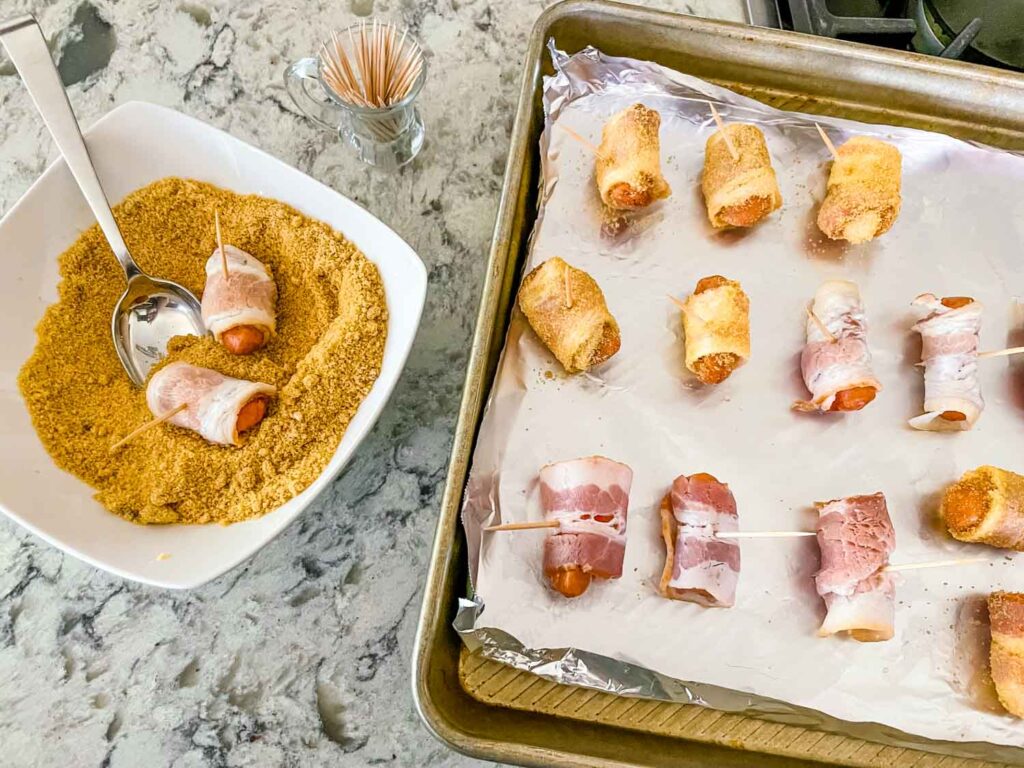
left=458, top=41, right=1024, bottom=757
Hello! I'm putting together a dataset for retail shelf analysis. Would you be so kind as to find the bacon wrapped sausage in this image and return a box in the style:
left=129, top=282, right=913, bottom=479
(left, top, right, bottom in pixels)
left=680, top=275, right=750, bottom=385
left=539, top=456, right=633, bottom=598
left=815, top=492, right=895, bottom=642
left=595, top=104, right=671, bottom=211
left=701, top=123, right=782, bottom=228
left=989, top=591, right=1024, bottom=718
left=909, top=294, right=983, bottom=431
left=795, top=280, right=881, bottom=413
left=817, top=136, right=901, bottom=244
left=942, top=465, right=1024, bottom=551
left=201, top=245, right=278, bottom=355
left=146, top=361, right=275, bottom=446
left=659, top=473, right=740, bottom=607
left=518, top=257, right=621, bottom=373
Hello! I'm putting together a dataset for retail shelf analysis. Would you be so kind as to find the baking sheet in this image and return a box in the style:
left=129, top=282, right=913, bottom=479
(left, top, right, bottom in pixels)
left=459, top=42, right=1024, bottom=755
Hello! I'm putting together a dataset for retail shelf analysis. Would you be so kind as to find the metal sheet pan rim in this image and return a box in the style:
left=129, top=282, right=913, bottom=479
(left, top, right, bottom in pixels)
left=412, top=1, right=1024, bottom=766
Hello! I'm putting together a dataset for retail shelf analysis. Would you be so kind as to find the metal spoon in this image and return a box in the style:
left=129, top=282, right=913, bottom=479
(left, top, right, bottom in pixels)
left=0, top=15, right=204, bottom=386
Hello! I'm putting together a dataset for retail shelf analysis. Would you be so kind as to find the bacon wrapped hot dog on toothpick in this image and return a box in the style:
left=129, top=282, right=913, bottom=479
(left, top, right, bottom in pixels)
left=989, top=592, right=1024, bottom=718
left=795, top=280, right=881, bottom=413
left=146, top=361, right=275, bottom=446
left=595, top=104, right=671, bottom=211
left=201, top=236, right=278, bottom=355
left=909, top=294, right=983, bottom=431
left=817, top=135, right=902, bottom=244
left=518, top=257, right=621, bottom=374
left=676, top=275, right=750, bottom=385
left=702, top=122, right=782, bottom=229
left=539, top=456, right=633, bottom=598
left=942, top=465, right=1024, bottom=551
left=815, top=492, right=895, bottom=642
left=659, top=473, right=740, bottom=607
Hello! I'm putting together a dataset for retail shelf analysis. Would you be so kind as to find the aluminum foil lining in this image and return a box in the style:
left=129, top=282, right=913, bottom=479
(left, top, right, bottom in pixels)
left=456, top=40, right=1024, bottom=763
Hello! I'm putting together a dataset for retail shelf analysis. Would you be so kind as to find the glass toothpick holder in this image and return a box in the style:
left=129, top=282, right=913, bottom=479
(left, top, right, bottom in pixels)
left=284, top=22, right=426, bottom=171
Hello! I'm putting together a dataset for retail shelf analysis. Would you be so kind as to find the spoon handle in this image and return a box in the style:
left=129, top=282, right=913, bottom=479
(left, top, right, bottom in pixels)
left=0, top=15, right=140, bottom=279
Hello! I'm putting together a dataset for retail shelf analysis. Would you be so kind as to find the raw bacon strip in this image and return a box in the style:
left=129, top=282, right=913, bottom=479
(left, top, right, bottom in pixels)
left=909, top=293, right=983, bottom=432
left=659, top=473, right=740, bottom=607
left=201, top=244, right=278, bottom=353
left=989, top=591, right=1024, bottom=718
left=539, top=456, right=633, bottom=598
left=795, top=280, right=881, bottom=413
left=815, top=492, right=895, bottom=642
left=595, top=104, right=671, bottom=210
left=146, top=361, right=276, bottom=446
left=942, top=465, right=1024, bottom=550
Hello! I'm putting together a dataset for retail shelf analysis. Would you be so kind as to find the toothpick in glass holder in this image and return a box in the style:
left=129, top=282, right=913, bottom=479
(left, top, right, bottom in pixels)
left=284, top=20, right=426, bottom=171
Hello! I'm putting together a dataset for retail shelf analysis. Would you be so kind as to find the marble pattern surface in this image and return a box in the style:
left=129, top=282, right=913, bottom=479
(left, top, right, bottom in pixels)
left=0, top=0, right=745, bottom=765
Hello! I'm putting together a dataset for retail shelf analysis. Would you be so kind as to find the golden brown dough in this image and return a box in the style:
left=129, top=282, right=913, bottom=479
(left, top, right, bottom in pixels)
left=679, top=275, right=750, bottom=384
left=989, top=592, right=1024, bottom=718
left=942, top=466, right=1024, bottom=551
left=518, top=257, right=621, bottom=373
left=701, top=124, right=782, bottom=228
left=595, top=104, right=671, bottom=210
left=817, top=136, right=901, bottom=244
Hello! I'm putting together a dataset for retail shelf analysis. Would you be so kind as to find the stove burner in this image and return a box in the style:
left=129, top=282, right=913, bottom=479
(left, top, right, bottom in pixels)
left=782, top=0, right=1024, bottom=71
left=788, top=0, right=915, bottom=38
left=925, top=0, right=1024, bottom=70
left=911, top=0, right=981, bottom=60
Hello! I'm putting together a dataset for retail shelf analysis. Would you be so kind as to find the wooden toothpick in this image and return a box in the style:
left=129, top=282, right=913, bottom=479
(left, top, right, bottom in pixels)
left=709, top=102, right=739, bottom=161
left=109, top=403, right=187, bottom=453
left=883, top=556, right=990, bottom=573
left=556, top=122, right=606, bottom=160
left=319, top=21, right=422, bottom=110
left=806, top=305, right=838, bottom=343
left=815, top=123, right=839, bottom=161
left=978, top=346, right=1024, bottom=360
left=485, top=520, right=561, bottom=532
left=563, top=266, right=574, bottom=310
left=668, top=294, right=688, bottom=312
left=715, top=531, right=816, bottom=539
left=215, top=210, right=228, bottom=279
left=914, top=346, right=1024, bottom=366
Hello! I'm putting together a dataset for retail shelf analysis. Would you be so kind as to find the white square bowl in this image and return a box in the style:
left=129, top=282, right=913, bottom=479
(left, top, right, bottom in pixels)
left=0, top=101, right=427, bottom=589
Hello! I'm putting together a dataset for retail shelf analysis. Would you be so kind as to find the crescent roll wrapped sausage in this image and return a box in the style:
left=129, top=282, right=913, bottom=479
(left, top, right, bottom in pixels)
left=910, top=294, right=983, bottom=432
left=817, top=136, right=901, bottom=244
left=942, top=465, right=1024, bottom=551
left=595, top=104, right=671, bottom=210
left=146, top=362, right=276, bottom=446
left=679, top=275, right=750, bottom=384
left=201, top=245, right=278, bottom=355
left=989, top=591, right=1024, bottom=718
left=795, top=280, right=881, bottom=413
left=518, top=257, right=621, bottom=373
left=701, top=124, right=782, bottom=228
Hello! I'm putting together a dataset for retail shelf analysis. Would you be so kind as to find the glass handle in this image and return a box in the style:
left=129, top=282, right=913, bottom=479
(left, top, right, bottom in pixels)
left=284, top=57, right=344, bottom=132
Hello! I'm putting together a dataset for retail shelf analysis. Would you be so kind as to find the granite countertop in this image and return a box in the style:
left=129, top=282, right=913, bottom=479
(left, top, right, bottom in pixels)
left=0, top=1, right=745, bottom=765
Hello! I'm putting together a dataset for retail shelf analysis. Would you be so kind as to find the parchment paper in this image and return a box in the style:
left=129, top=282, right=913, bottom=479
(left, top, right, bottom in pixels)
left=460, top=42, right=1024, bottom=756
